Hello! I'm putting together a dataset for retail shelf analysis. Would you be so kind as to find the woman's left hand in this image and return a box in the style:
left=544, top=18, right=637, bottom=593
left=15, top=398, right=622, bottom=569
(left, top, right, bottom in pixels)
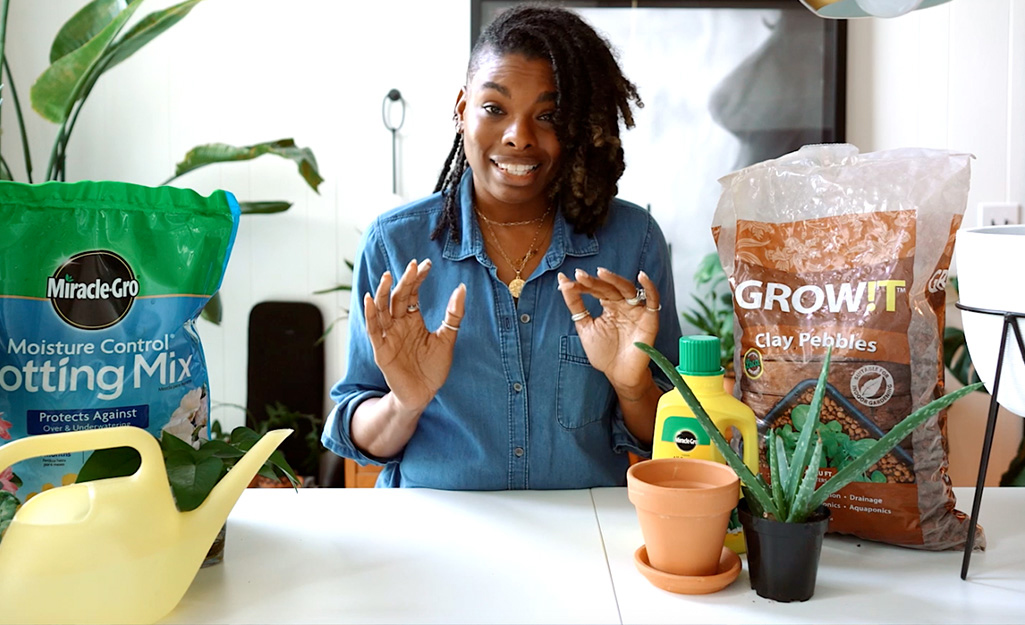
left=557, top=267, right=661, bottom=395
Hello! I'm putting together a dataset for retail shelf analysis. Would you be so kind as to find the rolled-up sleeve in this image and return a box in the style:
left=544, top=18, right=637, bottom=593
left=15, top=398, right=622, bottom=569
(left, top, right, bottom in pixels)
left=321, top=222, right=397, bottom=466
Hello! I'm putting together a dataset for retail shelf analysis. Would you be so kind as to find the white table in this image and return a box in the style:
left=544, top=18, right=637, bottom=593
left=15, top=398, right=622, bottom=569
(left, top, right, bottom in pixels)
left=162, top=488, right=619, bottom=624
left=161, top=487, right=1025, bottom=624
left=592, top=486, right=1025, bottom=624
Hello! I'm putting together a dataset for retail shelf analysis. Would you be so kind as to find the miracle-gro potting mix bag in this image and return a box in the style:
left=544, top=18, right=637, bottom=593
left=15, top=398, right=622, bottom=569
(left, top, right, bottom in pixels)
left=0, top=180, right=239, bottom=517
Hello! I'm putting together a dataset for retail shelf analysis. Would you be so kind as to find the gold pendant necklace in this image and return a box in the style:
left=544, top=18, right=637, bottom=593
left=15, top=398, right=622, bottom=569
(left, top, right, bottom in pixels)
left=477, top=205, right=552, bottom=299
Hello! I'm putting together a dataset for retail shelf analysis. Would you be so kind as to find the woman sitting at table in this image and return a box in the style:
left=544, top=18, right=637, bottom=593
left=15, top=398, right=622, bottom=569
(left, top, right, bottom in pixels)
left=323, top=5, right=681, bottom=489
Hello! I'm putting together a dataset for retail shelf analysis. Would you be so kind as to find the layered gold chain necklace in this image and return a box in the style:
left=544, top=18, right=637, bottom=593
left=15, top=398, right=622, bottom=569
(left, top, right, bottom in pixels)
left=477, top=205, right=553, bottom=298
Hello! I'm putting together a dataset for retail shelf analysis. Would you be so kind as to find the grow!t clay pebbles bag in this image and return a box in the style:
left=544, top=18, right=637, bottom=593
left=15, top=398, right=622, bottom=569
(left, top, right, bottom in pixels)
left=712, top=144, right=982, bottom=551
left=0, top=180, right=239, bottom=509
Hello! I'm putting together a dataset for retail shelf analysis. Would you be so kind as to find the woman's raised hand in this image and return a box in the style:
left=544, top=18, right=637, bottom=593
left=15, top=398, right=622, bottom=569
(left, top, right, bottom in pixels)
left=557, top=267, right=660, bottom=395
left=364, top=259, right=466, bottom=413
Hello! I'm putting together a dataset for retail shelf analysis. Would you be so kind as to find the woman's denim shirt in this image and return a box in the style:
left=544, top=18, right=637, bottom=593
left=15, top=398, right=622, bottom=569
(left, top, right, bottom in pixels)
left=323, top=171, right=682, bottom=489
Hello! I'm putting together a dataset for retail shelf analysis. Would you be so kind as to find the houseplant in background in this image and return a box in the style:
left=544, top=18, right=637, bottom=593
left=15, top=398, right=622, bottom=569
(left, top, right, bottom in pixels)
left=635, top=342, right=982, bottom=601
left=681, top=252, right=734, bottom=375
left=0, top=0, right=323, bottom=322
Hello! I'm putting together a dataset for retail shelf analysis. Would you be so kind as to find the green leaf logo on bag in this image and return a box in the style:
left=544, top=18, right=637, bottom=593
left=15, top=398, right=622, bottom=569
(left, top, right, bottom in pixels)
left=48, top=250, right=140, bottom=330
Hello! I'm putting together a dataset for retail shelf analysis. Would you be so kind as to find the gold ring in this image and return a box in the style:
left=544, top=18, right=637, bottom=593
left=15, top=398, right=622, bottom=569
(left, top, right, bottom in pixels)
left=645, top=304, right=662, bottom=313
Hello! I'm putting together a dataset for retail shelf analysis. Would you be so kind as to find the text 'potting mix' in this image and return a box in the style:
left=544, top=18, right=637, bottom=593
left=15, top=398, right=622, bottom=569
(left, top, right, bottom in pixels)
left=653, top=335, right=758, bottom=554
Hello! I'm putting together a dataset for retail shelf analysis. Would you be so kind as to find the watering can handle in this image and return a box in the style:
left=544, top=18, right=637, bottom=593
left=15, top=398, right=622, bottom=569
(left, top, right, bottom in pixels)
left=0, top=426, right=166, bottom=488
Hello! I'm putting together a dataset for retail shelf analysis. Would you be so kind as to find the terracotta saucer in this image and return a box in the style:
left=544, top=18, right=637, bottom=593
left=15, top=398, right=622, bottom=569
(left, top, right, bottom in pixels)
left=633, top=545, right=742, bottom=595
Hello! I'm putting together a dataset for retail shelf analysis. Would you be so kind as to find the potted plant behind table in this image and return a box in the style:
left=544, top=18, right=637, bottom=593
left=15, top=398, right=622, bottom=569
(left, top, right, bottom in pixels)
left=636, top=343, right=982, bottom=602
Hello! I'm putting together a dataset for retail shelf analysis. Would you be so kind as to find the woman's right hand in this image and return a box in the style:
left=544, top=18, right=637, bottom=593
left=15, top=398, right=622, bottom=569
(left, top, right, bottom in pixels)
left=364, top=259, right=466, bottom=414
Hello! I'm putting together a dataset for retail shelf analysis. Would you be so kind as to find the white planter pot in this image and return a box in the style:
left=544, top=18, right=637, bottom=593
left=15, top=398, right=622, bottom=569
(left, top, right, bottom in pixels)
left=955, top=225, right=1025, bottom=418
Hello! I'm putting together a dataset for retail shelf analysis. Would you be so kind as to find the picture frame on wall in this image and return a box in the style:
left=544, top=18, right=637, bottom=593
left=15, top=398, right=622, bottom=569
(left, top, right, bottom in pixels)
left=470, top=0, right=846, bottom=324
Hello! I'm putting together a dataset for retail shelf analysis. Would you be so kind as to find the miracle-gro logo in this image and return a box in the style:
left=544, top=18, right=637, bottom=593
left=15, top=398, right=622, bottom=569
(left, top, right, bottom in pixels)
left=48, top=250, right=140, bottom=330
left=735, top=279, right=906, bottom=314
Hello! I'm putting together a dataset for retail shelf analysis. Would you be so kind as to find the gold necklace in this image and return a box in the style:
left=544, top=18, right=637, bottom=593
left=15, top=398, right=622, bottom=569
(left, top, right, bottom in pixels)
left=478, top=205, right=552, bottom=298
left=476, top=210, right=547, bottom=227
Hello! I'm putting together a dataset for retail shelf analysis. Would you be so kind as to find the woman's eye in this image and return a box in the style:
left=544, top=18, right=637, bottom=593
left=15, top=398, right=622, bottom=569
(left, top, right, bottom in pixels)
left=483, top=104, right=503, bottom=115
left=538, top=111, right=556, bottom=123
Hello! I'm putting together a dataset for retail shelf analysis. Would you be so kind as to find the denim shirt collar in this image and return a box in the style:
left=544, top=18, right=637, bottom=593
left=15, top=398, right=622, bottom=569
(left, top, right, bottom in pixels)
left=442, top=169, right=599, bottom=268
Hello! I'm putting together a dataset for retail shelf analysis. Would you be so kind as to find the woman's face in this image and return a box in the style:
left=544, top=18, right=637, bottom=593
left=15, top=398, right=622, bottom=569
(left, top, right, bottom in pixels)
left=456, top=52, right=561, bottom=214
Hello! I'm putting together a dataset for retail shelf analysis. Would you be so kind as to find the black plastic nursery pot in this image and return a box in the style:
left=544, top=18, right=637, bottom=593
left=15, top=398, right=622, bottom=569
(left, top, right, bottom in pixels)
left=738, top=499, right=831, bottom=602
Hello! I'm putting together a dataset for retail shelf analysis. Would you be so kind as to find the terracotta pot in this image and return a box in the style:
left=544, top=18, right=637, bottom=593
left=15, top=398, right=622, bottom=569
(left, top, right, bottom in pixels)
left=627, top=457, right=740, bottom=577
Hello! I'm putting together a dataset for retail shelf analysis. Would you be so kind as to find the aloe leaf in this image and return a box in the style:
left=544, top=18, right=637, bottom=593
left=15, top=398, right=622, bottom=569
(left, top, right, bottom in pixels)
left=102, top=0, right=205, bottom=72
left=168, top=139, right=323, bottom=192
left=808, top=382, right=983, bottom=511
left=49, top=0, right=126, bottom=64
left=785, top=348, right=832, bottom=501
left=635, top=341, right=777, bottom=518
left=30, top=0, right=144, bottom=123
left=788, top=436, right=824, bottom=522
left=768, top=429, right=787, bottom=520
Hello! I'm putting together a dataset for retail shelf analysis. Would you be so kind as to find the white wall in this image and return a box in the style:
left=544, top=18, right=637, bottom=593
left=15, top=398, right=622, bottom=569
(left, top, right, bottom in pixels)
left=3, top=0, right=1022, bottom=434
left=3, top=0, right=469, bottom=431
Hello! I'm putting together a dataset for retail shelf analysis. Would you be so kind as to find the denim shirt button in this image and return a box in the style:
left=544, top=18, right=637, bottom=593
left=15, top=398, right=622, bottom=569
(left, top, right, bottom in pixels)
left=519, top=313, right=531, bottom=324
left=514, top=447, right=525, bottom=457
left=513, top=382, right=523, bottom=392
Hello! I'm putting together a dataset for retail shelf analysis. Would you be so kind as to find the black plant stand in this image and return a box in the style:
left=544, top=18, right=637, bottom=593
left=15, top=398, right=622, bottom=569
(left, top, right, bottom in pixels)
left=956, top=303, right=1025, bottom=579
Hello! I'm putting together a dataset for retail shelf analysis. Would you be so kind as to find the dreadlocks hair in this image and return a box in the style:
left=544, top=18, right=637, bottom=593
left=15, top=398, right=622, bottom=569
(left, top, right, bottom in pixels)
left=430, top=4, right=642, bottom=242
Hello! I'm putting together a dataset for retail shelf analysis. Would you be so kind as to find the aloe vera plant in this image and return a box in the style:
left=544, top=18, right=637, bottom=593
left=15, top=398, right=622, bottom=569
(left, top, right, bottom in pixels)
left=636, top=342, right=983, bottom=523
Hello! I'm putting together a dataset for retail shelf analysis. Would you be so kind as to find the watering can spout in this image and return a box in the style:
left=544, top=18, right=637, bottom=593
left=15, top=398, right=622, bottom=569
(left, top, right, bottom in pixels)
left=186, top=428, right=293, bottom=534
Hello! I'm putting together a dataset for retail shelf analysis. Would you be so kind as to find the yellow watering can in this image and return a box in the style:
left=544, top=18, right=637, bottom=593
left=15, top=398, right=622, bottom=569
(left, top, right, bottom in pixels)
left=0, top=426, right=292, bottom=625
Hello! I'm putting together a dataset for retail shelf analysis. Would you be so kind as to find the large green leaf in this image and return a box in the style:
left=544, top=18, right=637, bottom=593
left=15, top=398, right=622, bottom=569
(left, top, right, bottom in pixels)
left=30, top=0, right=144, bottom=123
left=172, top=139, right=323, bottom=192
left=165, top=450, right=223, bottom=512
left=49, top=0, right=127, bottom=64
left=102, top=0, right=206, bottom=72
left=75, top=446, right=142, bottom=483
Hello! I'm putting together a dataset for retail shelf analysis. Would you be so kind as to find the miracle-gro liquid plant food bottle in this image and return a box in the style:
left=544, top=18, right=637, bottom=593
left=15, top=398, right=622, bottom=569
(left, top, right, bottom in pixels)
left=653, top=335, right=759, bottom=554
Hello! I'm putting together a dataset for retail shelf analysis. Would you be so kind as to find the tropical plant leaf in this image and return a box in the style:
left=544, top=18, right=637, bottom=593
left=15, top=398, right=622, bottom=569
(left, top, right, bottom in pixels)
left=30, top=0, right=144, bottom=123
left=160, top=430, right=196, bottom=454
left=239, top=201, right=292, bottom=215
left=635, top=341, right=778, bottom=518
left=201, top=291, right=222, bottom=324
left=165, top=450, right=223, bottom=512
left=75, top=446, right=142, bottom=483
left=170, top=139, right=323, bottom=192
left=808, top=381, right=984, bottom=511
left=49, top=0, right=126, bottom=64
left=102, top=0, right=206, bottom=72
left=943, top=326, right=980, bottom=386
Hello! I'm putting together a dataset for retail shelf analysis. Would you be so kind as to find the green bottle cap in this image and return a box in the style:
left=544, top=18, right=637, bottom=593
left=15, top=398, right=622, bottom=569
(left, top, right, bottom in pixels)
left=677, top=335, right=724, bottom=376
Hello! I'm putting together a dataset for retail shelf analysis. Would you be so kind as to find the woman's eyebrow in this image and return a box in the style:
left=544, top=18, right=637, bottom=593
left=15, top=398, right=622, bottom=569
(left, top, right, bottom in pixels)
left=481, top=81, right=509, bottom=96
left=479, top=82, right=558, bottom=104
